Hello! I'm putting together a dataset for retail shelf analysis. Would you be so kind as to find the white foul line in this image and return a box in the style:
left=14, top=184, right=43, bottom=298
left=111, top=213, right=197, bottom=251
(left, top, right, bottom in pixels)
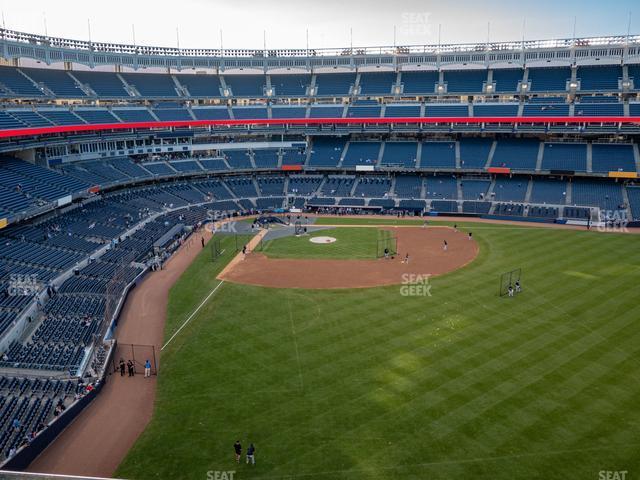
left=161, top=280, right=225, bottom=351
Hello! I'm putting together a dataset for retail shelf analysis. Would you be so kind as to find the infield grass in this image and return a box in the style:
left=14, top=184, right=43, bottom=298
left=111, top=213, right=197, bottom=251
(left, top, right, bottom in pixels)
left=117, top=222, right=640, bottom=480
left=261, top=227, right=382, bottom=259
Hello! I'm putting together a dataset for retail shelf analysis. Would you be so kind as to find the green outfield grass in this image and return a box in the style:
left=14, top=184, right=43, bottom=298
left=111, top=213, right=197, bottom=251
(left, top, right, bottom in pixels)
left=261, top=227, right=382, bottom=259
left=117, top=222, right=640, bottom=480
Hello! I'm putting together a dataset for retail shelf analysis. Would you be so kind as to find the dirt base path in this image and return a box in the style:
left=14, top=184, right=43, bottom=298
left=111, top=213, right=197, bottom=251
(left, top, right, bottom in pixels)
left=26, top=230, right=213, bottom=478
left=220, top=227, right=478, bottom=289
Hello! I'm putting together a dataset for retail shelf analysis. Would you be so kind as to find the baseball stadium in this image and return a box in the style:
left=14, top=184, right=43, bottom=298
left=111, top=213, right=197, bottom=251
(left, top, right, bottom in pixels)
left=0, top=1, right=639, bottom=479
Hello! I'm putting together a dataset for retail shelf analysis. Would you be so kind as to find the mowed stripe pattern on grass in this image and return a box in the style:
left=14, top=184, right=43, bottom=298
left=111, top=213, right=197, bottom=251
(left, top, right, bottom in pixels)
left=117, top=223, right=640, bottom=480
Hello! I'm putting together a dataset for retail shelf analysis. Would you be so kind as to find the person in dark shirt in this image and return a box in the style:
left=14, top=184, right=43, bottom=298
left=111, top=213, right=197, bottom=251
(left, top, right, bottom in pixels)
left=234, top=440, right=242, bottom=463
left=246, top=443, right=256, bottom=465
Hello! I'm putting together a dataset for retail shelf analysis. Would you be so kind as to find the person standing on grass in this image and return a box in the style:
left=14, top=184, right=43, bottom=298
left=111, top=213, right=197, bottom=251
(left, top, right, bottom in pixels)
left=144, top=359, right=151, bottom=378
left=508, top=285, right=514, bottom=297
left=468, top=232, right=473, bottom=241
left=246, top=443, right=256, bottom=465
left=234, top=440, right=242, bottom=463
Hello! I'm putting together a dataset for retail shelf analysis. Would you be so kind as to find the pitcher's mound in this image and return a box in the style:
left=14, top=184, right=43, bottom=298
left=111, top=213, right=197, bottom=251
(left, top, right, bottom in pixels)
left=310, top=236, right=337, bottom=244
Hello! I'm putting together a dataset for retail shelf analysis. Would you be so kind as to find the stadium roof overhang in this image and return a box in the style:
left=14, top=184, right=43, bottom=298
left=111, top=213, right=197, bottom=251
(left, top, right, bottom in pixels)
left=0, top=117, right=639, bottom=140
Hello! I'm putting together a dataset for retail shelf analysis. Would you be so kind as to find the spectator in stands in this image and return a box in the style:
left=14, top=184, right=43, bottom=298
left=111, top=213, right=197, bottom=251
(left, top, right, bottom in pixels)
left=234, top=440, right=242, bottom=463
left=119, top=358, right=126, bottom=376
left=12, top=418, right=21, bottom=431
left=246, top=443, right=256, bottom=465
left=144, top=359, right=152, bottom=378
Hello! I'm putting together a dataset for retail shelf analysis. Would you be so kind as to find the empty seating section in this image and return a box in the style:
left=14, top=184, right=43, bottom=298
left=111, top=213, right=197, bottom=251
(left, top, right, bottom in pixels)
left=153, top=108, right=192, bottom=121
left=253, top=150, right=279, bottom=169
left=400, top=71, right=438, bottom=95
left=315, top=73, right=355, bottom=96
left=0, top=67, right=44, bottom=97
left=177, top=74, right=222, bottom=97
left=257, top=177, right=285, bottom=196
left=170, top=161, right=202, bottom=173
left=353, top=177, right=391, bottom=197
left=473, top=104, right=519, bottom=117
left=199, top=158, right=229, bottom=171
left=143, top=162, right=175, bottom=176
left=224, top=150, right=253, bottom=169
left=420, top=142, right=456, bottom=169
left=224, top=75, right=265, bottom=97
left=288, top=176, right=322, bottom=195
left=233, top=107, right=268, bottom=120
left=342, top=142, right=380, bottom=167
left=424, top=104, right=468, bottom=117
left=591, top=144, right=636, bottom=172
left=308, top=138, right=346, bottom=167
left=460, top=180, right=490, bottom=200
left=527, top=67, right=570, bottom=92
left=271, top=106, right=307, bottom=119
left=627, top=187, right=640, bottom=220
left=394, top=175, right=422, bottom=198
left=225, top=177, right=258, bottom=197
left=384, top=105, right=421, bottom=118
left=38, top=110, right=83, bottom=126
left=270, top=74, right=310, bottom=96
left=522, top=102, right=570, bottom=116
left=443, top=70, right=487, bottom=93
left=492, top=177, right=528, bottom=202
left=494, top=203, right=525, bottom=216
left=459, top=139, right=492, bottom=169
left=9, top=111, right=53, bottom=127
left=381, top=142, right=418, bottom=168
left=309, top=106, right=343, bottom=118
left=321, top=177, right=355, bottom=196
left=542, top=143, right=587, bottom=172
left=23, top=68, right=86, bottom=97
left=72, top=71, right=129, bottom=97
left=121, top=73, right=178, bottom=97
left=281, top=149, right=306, bottom=165
left=530, top=179, right=567, bottom=204
left=491, top=69, right=523, bottom=93
left=346, top=105, right=381, bottom=118
left=424, top=176, right=457, bottom=199
left=74, top=109, right=119, bottom=124
left=572, top=180, right=624, bottom=211
left=575, top=102, right=624, bottom=116
left=113, top=108, right=155, bottom=122
left=358, top=72, right=396, bottom=95
left=191, top=107, right=230, bottom=120
left=0, top=111, right=30, bottom=129
left=577, top=66, right=621, bottom=91
left=492, top=139, right=539, bottom=170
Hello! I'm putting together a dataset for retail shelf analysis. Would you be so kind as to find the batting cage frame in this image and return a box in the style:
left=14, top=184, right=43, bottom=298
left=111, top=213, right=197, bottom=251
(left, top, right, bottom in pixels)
left=499, top=268, right=522, bottom=297
left=210, top=237, right=223, bottom=262
left=376, top=230, right=398, bottom=258
left=111, top=342, right=158, bottom=376
left=294, top=221, right=306, bottom=236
